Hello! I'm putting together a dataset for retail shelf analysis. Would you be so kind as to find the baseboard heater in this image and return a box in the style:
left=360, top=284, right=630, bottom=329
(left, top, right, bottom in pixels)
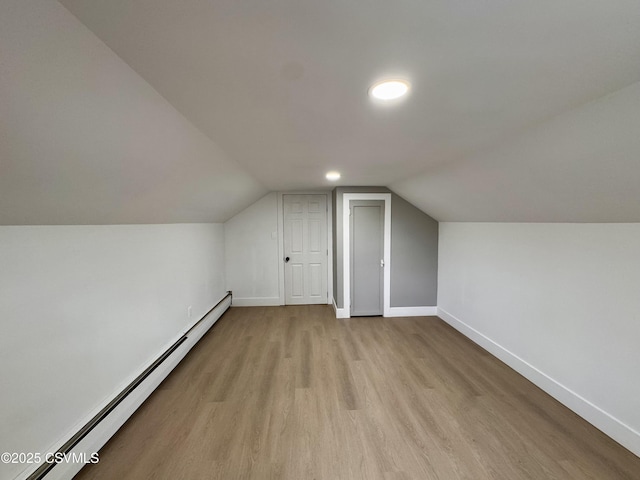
left=24, top=292, right=232, bottom=480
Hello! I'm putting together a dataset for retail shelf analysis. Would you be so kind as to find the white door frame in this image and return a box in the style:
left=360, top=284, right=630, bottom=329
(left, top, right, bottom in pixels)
left=277, top=191, right=333, bottom=306
left=343, top=193, right=391, bottom=317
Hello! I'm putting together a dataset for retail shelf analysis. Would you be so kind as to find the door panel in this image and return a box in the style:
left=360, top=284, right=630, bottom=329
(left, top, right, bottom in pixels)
left=308, top=219, right=321, bottom=253
left=350, top=201, right=384, bottom=316
left=290, top=264, right=304, bottom=299
left=309, top=263, right=323, bottom=298
left=291, top=219, right=303, bottom=253
left=284, top=194, right=328, bottom=305
left=308, top=199, right=322, bottom=213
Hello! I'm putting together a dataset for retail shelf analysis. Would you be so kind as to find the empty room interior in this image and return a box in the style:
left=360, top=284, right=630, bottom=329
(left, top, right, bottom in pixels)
left=2, top=1, right=640, bottom=479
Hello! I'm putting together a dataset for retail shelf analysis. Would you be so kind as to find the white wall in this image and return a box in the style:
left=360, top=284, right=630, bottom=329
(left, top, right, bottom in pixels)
left=438, top=222, right=640, bottom=456
left=224, top=193, right=280, bottom=306
left=0, top=224, right=226, bottom=480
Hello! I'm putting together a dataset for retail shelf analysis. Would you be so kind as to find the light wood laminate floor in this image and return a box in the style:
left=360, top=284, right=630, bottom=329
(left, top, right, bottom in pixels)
left=75, top=305, right=640, bottom=479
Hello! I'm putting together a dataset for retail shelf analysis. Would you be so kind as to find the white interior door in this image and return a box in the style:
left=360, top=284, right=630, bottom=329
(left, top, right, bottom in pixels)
left=283, top=194, right=328, bottom=305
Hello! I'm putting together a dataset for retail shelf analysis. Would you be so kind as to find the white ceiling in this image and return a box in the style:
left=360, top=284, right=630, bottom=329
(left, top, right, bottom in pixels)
left=3, top=0, right=640, bottom=223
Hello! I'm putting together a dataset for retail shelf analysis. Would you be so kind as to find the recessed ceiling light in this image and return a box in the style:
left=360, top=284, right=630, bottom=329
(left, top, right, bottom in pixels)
left=369, top=79, right=410, bottom=100
left=326, top=171, right=341, bottom=181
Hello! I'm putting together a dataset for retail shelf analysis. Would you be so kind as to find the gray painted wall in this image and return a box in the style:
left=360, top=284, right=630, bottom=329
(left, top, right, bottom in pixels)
left=332, top=187, right=438, bottom=309
left=391, top=194, right=439, bottom=307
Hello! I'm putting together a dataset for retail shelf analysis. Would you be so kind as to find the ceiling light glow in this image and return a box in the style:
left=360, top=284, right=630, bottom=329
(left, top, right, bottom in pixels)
left=369, top=79, right=410, bottom=100
left=326, top=171, right=341, bottom=181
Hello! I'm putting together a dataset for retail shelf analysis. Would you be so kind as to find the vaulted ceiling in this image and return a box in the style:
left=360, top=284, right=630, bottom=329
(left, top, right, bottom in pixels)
left=2, top=0, right=640, bottom=223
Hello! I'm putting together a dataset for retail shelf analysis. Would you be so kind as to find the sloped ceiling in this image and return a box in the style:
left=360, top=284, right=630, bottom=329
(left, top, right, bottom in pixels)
left=393, top=82, right=640, bottom=222
left=2, top=0, right=640, bottom=223
left=0, top=0, right=266, bottom=225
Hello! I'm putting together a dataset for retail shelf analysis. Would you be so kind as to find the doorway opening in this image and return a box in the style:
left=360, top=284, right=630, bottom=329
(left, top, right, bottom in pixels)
left=343, top=193, right=391, bottom=318
left=350, top=200, right=384, bottom=316
left=282, top=194, right=329, bottom=305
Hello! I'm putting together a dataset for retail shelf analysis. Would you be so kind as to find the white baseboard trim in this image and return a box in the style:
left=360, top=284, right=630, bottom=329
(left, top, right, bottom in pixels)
left=231, top=297, right=281, bottom=307
left=387, top=306, right=438, bottom=317
left=330, top=302, right=437, bottom=319
left=332, top=298, right=349, bottom=319
left=437, top=307, right=640, bottom=457
left=26, top=296, right=232, bottom=480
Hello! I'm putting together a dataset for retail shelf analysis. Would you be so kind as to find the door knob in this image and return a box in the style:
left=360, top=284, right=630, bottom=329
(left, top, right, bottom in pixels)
left=285, top=256, right=290, bottom=263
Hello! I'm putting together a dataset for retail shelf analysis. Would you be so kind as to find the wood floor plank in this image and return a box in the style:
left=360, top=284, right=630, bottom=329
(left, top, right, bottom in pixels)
left=74, top=306, right=640, bottom=480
